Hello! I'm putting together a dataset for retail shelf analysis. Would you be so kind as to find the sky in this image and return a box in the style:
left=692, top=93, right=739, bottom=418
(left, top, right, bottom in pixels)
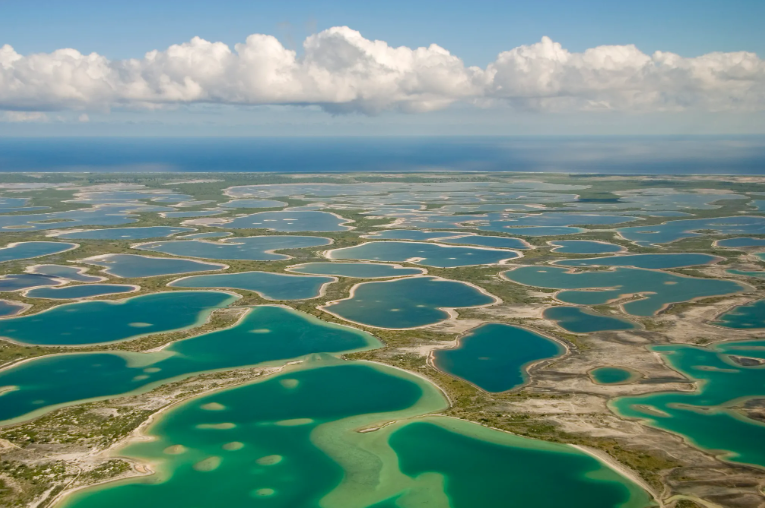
left=1, top=0, right=764, bottom=136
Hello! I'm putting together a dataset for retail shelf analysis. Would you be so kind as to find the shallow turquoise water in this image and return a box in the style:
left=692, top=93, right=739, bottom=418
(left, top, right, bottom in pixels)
left=0, top=241, right=76, bottom=262
left=713, top=300, right=765, bottom=328
left=329, top=241, right=518, bottom=267
left=556, top=253, right=718, bottom=269
left=727, top=269, right=765, bottom=278
left=24, top=284, right=137, bottom=299
left=544, top=306, right=635, bottom=333
left=549, top=240, right=623, bottom=254
left=84, top=254, right=225, bottom=278
left=591, top=367, right=636, bottom=384
left=612, top=340, right=765, bottom=468
left=438, top=235, right=530, bottom=249
left=325, top=276, right=495, bottom=328
left=364, top=230, right=461, bottom=241
left=288, top=262, right=424, bottom=278
left=57, top=226, right=194, bottom=240
left=390, top=420, right=649, bottom=508
left=169, top=271, right=334, bottom=300
left=433, top=323, right=563, bottom=392
left=0, top=291, right=235, bottom=345
left=619, top=216, right=765, bottom=246
left=224, top=211, right=351, bottom=232
left=0, top=306, right=377, bottom=423
left=504, top=266, right=742, bottom=316
left=27, top=264, right=103, bottom=282
left=137, top=236, right=331, bottom=261
left=61, top=362, right=651, bottom=508
left=717, top=237, right=765, bottom=248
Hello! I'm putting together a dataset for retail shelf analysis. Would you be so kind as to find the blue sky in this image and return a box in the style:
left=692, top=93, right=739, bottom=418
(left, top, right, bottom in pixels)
left=1, top=0, right=764, bottom=136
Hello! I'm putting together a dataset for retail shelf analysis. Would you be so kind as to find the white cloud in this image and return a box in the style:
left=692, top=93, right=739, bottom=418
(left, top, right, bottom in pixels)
left=1, top=111, right=49, bottom=122
left=0, top=27, right=763, bottom=115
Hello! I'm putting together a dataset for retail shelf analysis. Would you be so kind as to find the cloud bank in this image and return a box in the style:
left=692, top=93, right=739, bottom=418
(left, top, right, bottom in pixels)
left=1, top=26, right=763, bottom=115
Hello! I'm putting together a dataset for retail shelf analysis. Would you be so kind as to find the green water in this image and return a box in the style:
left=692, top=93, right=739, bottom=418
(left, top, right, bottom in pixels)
left=325, top=277, right=495, bottom=328
left=591, top=367, right=637, bottom=384
left=433, top=323, right=563, bottom=392
left=24, top=284, right=137, bottom=299
left=136, top=236, right=332, bottom=261
left=713, top=299, right=765, bottom=328
left=169, top=271, right=335, bottom=300
left=0, top=306, right=378, bottom=423
left=329, top=241, right=518, bottom=267
left=612, top=340, right=765, bottom=468
left=288, top=262, right=424, bottom=278
left=84, top=254, right=225, bottom=278
left=549, top=240, right=623, bottom=254
left=504, top=266, right=742, bottom=316
left=0, top=241, right=77, bottom=262
left=0, top=291, right=235, bottom=345
left=555, top=253, right=718, bottom=269
left=61, top=360, right=652, bottom=508
left=544, top=306, right=635, bottom=333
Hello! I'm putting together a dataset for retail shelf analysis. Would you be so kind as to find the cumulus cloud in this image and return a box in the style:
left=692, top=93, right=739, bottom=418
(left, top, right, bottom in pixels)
left=0, top=27, right=763, bottom=115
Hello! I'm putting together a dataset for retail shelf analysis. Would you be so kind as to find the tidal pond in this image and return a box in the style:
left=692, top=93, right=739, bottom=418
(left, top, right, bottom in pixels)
left=0, top=273, right=64, bottom=292
left=0, top=291, right=235, bottom=345
left=324, top=276, right=495, bottom=328
left=438, top=235, right=531, bottom=250
left=136, top=236, right=332, bottom=261
left=619, top=216, right=765, bottom=246
left=328, top=241, right=518, bottom=267
left=222, top=211, right=352, bottom=232
left=0, top=241, right=77, bottom=262
left=713, top=300, right=765, bottom=328
left=60, top=360, right=652, bottom=508
left=0, top=300, right=26, bottom=317
left=364, top=230, right=462, bottom=241
left=169, top=272, right=334, bottom=300
left=716, top=237, right=765, bottom=248
left=56, top=226, right=194, bottom=240
left=504, top=266, right=743, bottom=316
left=0, top=306, right=378, bottom=423
left=433, top=323, right=564, bottom=392
left=83, top=254, right=225, bottom=278
left=24, top=284, right=137, bottom=299
left=288, top=262, right=424, bottom=278
left=591, top=367, right=639, bottom=384
left=544, top=306, right=635, bottom=333
left=26, top=264, right=103, bottom=282
left=612, top=339, right=765, bottom=468
left=555, top=253, right=718, bottom=269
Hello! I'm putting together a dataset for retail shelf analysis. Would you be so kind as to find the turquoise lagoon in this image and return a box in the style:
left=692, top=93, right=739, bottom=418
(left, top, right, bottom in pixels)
left=27, top=265, right=103, bottom=282
left=433, top=323, right=564, bottom=392
left=504, top=266, right=743, bottom=316
left=549, top=240, right=623, bottom=254
left=364, top=230, right=461, bottom=241
left=591, top=367, right=638, bottom=385
left=223, top=211, right=352, bottom=232
left=713, top=300, right=765, bottom=328
left=0, top=291, right=235, bottom=345
left=0, top=241, right=76, bottom=262
left=544, top=306, right=635, bottom=333
left=555, top=253, right=718, bottom=269
left=716, top=237, right=765, bottom=248
left=0, top=306, right=378, bottom=423
left=61, top=360, right=652, bottom=508
left=324, top=277, right=495, bottom=328
left=329, top=241, right=518, bottom=267
left=618, top=216, right=765, bottom=246
left=169, top=272, right=334, bottom=300
left=83, top=254, right=225, bottom=278
left=24, top=284, right=137, bottom=299
left=136, top=236, right=332, bottom=261
left=482, top=226, right=585, bottom=236
left=288, top=262, right=424, bottom=278
left=57, top=226, right=194, bottom=240
left=612, top=340, right=765, bottom=468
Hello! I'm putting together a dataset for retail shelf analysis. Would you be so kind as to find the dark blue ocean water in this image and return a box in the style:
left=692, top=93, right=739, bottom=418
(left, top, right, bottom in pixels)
left=0, top=136, right=764, bottom=173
